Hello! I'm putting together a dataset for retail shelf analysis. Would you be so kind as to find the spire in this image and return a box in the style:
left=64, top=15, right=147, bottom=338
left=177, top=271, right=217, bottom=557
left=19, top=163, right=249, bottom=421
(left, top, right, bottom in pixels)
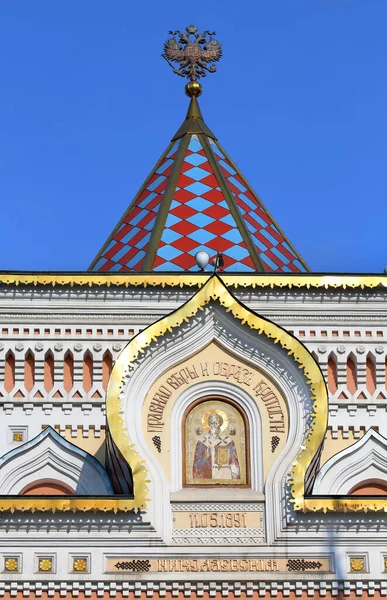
left=89, top=26, right=309, bottom=273
left=172, top=82, right=217, bottom=141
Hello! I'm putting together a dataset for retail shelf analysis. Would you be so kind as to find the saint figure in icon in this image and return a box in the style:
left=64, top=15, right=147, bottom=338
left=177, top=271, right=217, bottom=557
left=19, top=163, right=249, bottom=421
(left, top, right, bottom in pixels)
left=193, top=412, right=240, bottom=481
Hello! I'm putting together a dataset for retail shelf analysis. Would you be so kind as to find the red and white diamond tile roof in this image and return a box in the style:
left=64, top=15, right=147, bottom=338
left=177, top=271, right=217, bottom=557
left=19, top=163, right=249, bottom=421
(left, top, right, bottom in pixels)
left=89, top=97, right=309, bottom=273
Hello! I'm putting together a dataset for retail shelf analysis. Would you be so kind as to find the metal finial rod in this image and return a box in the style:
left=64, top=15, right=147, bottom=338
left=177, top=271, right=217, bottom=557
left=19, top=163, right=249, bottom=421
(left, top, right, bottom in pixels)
left=162, top=24, right=222, bottom=84
left=212, top=252, right=224, bottom=273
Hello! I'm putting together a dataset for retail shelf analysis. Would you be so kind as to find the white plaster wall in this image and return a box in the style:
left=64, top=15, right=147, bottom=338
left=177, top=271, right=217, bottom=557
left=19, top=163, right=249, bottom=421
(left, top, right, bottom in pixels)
left=0, top=282, right=387, bottom=586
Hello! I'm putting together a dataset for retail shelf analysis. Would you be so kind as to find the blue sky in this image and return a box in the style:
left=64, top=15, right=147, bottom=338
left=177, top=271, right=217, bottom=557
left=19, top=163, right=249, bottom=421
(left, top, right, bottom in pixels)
left=0, top=1, right=386, bottom=273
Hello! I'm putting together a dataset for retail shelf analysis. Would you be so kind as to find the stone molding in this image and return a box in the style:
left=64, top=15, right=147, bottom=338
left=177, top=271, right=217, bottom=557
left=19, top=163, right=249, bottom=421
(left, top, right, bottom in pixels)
left=0, top=580, right=386, bottom=597
left=171, top=503, right=264, bottom=511
left=0, top=427, right=113, bottom=495
left=313, top=428, right=387, bottom=495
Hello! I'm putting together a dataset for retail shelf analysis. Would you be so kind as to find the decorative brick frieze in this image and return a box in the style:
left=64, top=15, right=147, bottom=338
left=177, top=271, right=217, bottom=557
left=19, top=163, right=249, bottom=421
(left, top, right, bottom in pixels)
left=327, top=426, right=367, bottom=440
left=51, top=424, right=105, bottom=439
left=0, top=580, right=387, bottom=598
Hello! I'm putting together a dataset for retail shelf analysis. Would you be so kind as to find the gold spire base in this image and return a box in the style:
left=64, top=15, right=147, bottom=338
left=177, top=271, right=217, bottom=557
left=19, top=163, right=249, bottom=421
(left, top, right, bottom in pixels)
left=185, top=81, right=202, bottom=98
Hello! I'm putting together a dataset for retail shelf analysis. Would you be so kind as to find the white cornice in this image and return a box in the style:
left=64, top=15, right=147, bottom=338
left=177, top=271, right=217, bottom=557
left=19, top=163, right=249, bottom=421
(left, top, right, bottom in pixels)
left=0, top=580, right=385, bottom=596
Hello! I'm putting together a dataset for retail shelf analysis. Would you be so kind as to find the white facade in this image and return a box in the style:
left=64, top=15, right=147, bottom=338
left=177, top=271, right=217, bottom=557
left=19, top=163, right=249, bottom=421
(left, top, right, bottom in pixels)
left=0, top=275, right=386, bottom=596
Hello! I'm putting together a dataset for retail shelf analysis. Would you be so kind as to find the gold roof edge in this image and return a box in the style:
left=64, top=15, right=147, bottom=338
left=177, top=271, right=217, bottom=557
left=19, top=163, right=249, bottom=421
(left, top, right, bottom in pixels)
left=0, top=272, right=386, bottom=289
left=0, top=497, right=137, bottom=513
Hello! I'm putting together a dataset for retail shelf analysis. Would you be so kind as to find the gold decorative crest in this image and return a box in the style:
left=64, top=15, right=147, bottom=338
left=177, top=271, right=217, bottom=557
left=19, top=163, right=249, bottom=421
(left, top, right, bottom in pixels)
left=162, top=25, right=222, bottom=81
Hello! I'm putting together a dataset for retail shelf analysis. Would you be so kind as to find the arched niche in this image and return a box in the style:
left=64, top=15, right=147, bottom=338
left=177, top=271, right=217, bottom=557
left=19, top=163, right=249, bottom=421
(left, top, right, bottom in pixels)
left=313, top=429, right=387, bottom=496
left=21, top=481, right=75, bottom=496
left=144, top=342, right=285, bottom=497
left=350, top=481, right=387, bottom=496
left=0, top=427, right=113, bottom=496
left=106, top=276, right=325, bottom=539
left=183, top=396, right=249, bottom=488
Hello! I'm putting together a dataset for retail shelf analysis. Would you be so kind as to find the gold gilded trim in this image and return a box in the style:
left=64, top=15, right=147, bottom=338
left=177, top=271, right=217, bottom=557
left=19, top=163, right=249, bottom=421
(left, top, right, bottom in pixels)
left=0, top=272, right=386, bottom=290
left=302, top=497, right=387, bottom=513
left=0, top=498, right=136, bottom=513
left=1, top=274, right=385, bottom=513
left=106, top=275, right=328, bottom=514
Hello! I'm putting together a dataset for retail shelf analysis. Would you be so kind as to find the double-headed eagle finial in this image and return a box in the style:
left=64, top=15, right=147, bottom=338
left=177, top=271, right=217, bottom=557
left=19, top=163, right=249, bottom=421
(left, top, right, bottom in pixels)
left=162, top=25, right=222, bottom=97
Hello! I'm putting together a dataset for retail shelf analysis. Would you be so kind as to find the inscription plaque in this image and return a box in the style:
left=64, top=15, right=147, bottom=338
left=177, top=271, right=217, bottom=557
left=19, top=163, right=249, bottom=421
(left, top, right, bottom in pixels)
left=173, top=511, right=262, bottom=529
left=106, top=557, right=330, bottom=573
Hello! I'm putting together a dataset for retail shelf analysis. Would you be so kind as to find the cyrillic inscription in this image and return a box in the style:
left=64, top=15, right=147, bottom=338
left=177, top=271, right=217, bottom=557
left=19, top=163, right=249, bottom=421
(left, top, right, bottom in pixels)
left=147, top=361, right=285, bottom=434
left=106, top=557, right=330, bottom=573
left=158, top=559, right=279, bottom=572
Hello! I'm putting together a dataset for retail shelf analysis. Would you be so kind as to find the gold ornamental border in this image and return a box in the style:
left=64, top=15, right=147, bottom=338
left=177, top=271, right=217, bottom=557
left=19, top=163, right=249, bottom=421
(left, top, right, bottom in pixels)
left=0, top=497, right=136, bottom=513
left=106, top=275, right=329, bottom=513
left=0, top=272, right=386, bottom=290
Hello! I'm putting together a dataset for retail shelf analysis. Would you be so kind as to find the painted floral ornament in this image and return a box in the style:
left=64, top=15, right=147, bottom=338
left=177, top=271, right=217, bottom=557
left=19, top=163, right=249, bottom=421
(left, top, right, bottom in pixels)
left=73, top=559, right=87, bottom=572
left=39, top=559, right=52, bottom=572
left=5, top=558, right=18, bottom=571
